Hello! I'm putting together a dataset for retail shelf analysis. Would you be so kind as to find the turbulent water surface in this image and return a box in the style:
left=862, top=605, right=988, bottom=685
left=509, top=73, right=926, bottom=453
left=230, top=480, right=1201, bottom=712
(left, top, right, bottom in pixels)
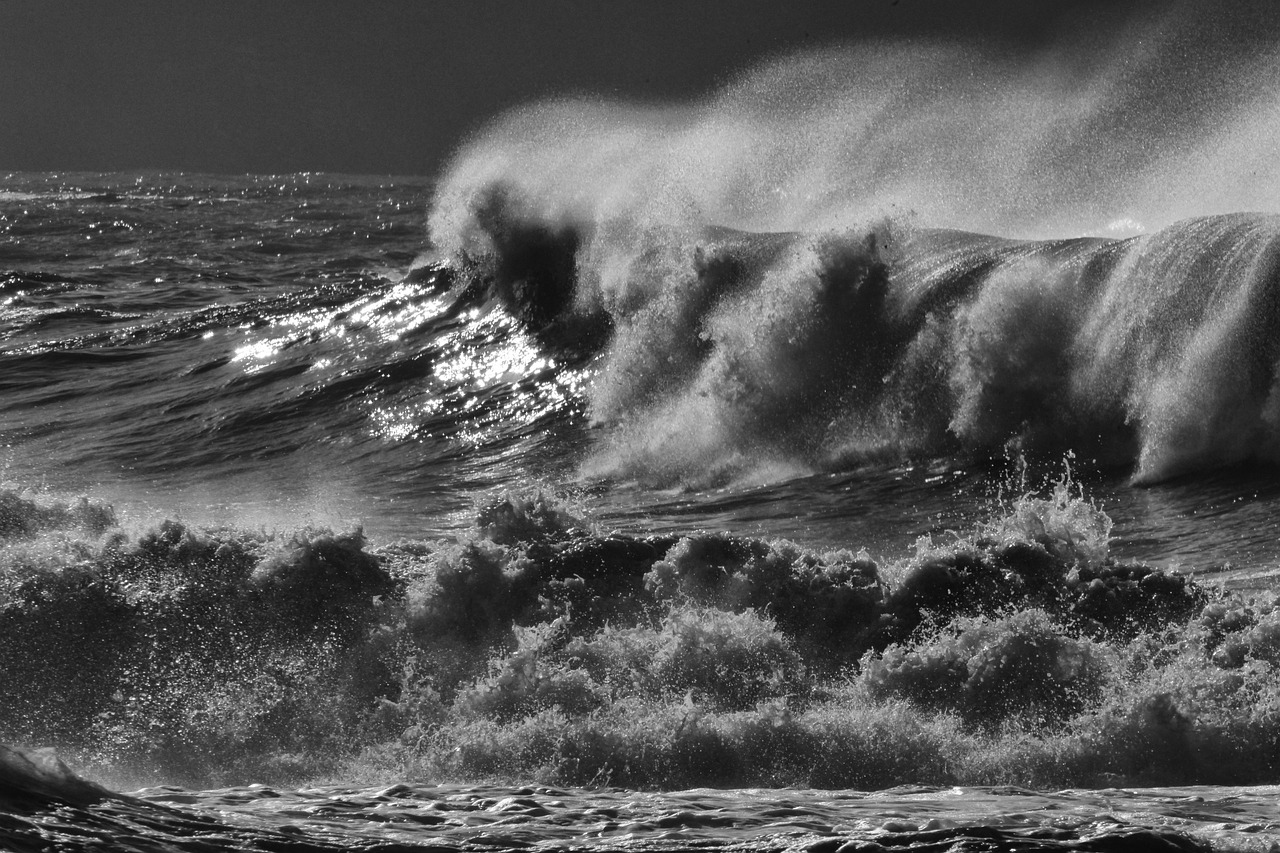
left=5, top=26, right=1280, bottom=853
left=4, top=744, right=1275, bottom=852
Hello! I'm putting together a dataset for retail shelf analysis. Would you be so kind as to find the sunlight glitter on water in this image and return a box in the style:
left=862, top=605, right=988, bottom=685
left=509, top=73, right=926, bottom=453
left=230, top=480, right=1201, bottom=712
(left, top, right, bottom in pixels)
left=432, top=312, right=547, bottom=387
left=340, top=281, right=450, bottom=342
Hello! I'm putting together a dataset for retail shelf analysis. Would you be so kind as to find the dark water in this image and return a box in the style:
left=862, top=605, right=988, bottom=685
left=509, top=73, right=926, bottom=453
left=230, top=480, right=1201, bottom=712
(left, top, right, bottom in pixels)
left=5, top=34, right=1280, bottom=853
left=5, top=744, right=1274, bottom=852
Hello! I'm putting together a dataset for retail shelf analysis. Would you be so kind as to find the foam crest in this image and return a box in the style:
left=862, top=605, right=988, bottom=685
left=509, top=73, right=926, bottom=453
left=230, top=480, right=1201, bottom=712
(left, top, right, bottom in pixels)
left=426, top=14, right=1280, bottom=486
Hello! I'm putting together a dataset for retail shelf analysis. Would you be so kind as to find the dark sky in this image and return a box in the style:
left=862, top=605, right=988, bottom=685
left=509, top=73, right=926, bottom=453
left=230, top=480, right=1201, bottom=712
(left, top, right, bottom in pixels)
left=0, top=1, right=1176, bottom=176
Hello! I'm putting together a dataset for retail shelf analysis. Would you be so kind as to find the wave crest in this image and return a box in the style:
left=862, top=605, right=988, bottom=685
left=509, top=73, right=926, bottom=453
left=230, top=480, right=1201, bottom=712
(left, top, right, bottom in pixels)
left=427, top=33, right=1280, bottom=486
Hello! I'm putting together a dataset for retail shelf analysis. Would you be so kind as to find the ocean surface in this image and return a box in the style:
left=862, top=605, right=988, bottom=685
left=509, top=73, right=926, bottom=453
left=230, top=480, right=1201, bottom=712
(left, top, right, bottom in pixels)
left=5, top=40, right=1280, bottom=853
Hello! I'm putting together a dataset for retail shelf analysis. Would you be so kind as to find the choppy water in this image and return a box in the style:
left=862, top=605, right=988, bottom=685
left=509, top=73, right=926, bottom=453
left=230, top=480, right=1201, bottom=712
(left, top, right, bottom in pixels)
left=6, top=27, right=1280, bottom=853
left=6, top=747, right=1277, bottom=853
left=4, top=172, right=1280, bottom=577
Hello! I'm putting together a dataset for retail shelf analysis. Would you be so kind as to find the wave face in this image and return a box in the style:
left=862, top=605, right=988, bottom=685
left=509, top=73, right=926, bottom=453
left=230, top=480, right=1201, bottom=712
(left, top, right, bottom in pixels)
left=428, top=31, right=1280, bottom=488
left=433, top=202, right=1280, bottom=488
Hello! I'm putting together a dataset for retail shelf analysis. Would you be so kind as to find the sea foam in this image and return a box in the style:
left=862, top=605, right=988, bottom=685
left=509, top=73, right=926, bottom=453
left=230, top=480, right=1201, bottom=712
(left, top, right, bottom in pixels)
left=6, top=482, right=1276, bottom=792
left=424, top=27, right=1280, bottom=488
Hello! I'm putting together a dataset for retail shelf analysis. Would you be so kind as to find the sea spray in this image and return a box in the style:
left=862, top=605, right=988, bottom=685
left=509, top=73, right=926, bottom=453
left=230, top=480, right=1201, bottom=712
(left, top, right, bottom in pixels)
left=8, top=478, right=1277, bottom=791
left=430, top=23, right=1280, bottom=245
left=426, top=30, right=1280, bottom=488
left=435, top=189, right=1280, bottom=486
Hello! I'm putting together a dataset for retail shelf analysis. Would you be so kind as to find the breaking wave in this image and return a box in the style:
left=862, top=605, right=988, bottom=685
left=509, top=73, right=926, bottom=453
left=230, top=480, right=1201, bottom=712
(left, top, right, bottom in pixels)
left=430, top=203, right=1280, bottom=488
left=425, top=33, right=1280, bottom=488
left=2, top=478, right=1278, bottom=793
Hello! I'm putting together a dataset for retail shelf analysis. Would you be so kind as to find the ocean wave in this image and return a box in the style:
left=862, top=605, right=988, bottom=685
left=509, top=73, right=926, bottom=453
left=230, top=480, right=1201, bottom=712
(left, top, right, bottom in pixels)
left=2, top=480, right=1276, bottom=793
left=0, top=744, right=113, bottom=812
left=434, top=190, right=1280, bottom=486
left=420, top=30, right=1280, bottom=488
left=420, top=49, right=1280, bottom=483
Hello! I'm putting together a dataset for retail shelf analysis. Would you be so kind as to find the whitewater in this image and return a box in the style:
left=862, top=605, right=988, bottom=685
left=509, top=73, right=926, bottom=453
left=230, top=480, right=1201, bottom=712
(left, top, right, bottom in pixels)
left=4, top=20, right=1280, bottom=853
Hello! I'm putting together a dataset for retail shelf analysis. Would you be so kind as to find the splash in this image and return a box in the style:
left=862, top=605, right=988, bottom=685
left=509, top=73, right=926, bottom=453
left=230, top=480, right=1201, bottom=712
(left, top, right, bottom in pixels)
left=426, top=13, right=1280, bottom=487
left=12, top=485, right=1280, bottom=793
left=430, top=13, right=1280, bottom=245
left=432, top=206, right=1280, bottom=487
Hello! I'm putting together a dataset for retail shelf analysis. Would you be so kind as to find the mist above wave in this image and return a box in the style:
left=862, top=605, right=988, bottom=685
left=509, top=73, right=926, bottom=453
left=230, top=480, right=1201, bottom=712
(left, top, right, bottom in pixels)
left=425, top=16, right=1280, bottom=488
left=430, top=8, right=1280, bottom=247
